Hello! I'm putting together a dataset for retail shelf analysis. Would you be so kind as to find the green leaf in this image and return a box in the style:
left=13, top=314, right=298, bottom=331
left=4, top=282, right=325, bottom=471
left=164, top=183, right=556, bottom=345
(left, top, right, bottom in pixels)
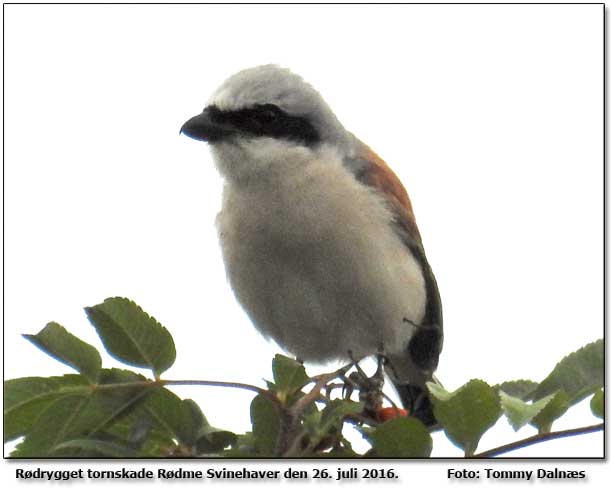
left=324, top=444, right=358, bottom=458
left=250, top=394, right=280, bottom=456
left=271, top=355, right=309, bottom=401
left=302, top=399, right=362, bottom=453
left=85, top=297, right=176, bottom=377
left=140, top=388, right=202, bottom=447
left=324, top=436, right=358, bottom=458
left=590, top=390, right=604, bottom=419
left=499, top=391, right=556, bottom=431
left=4, top=375, right=89, bottom=442
left=529, top=390, right=570, bottom=433
left=69, top=369, right=151, bottom=436
left=196, top=425, right=237, bottom=454
left=139, top=387, right=184, bottom=437
left=530, top=339, right=603, bottom=404
left=428, top=379, right=501, bottom=456
left=320, top=399, right=363, bottom=433
left=23, top=322, right=102, bottom=383
left=303, top=409, right=323, bottom=437
left=496, top=379, right=539, bottom=401
left=224, top=432, right=257, bottom=457
left=52, top=438, right=140, bottom=457
left=9, top=369, right=152, bottom=457
left=182, top=399, right=207, bottom=444
left=103, top=390, right=221, bottom=456
left=101, top=409, right=176, bottom=457
left=369, top=417, right=432, bottom=457
left=10, top=395, right=89, bottom=457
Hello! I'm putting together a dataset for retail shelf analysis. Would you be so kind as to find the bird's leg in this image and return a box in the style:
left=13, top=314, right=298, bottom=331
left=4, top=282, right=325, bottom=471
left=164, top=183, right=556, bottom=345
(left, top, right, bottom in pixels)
left=340, top=374, right=358, bottom=400
left=326, top=382, right=348, bottom=400
left=344, top=350, right=374, bottom=401
left=365, top=344, right=387, bottom=412
left=347, top=350, right=370, bottom=379
left=342, top=349, right=385, bottom=415
left=340, top=350, right=363, bottom=400
left=373, top=343, right=388, bottom=387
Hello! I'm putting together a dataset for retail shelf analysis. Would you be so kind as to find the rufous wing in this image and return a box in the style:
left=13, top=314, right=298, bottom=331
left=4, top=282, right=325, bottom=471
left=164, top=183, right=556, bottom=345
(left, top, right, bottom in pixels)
left=345, top=141, right=443, bottom=369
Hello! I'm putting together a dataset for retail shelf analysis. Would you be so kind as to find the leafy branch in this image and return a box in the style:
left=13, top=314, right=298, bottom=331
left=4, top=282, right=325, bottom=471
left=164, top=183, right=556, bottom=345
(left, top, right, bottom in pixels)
left=473, top=422, right=604, bottom=458
left=4, top=297, right=604, bottom=457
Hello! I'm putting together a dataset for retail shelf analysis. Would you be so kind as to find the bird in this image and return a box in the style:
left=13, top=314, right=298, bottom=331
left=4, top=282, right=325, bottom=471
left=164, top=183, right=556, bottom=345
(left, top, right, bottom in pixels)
left=181, top=65, right=443, bottom=426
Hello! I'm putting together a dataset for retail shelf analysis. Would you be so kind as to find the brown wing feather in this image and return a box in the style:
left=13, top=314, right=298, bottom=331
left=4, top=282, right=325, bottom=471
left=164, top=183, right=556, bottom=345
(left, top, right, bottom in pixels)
left=346, top=141, right=444, bottom=427
left=349, top=140, right=443, bottom=356
left=357, top=143, right=423, bottom=244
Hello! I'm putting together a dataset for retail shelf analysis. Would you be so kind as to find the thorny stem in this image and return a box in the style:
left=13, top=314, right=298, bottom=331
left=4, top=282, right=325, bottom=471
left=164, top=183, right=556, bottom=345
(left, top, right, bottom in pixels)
left=472, top=423, right=604, bottom=458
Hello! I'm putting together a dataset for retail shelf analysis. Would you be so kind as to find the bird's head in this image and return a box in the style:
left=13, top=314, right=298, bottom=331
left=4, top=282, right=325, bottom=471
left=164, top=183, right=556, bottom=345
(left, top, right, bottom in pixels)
left=181, top=65, right=355, bottom=181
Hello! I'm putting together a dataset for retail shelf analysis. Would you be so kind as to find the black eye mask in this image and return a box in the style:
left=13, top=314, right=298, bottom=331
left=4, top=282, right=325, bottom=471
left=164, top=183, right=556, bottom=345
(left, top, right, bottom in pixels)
left=208, top=104, right=320, bottom=146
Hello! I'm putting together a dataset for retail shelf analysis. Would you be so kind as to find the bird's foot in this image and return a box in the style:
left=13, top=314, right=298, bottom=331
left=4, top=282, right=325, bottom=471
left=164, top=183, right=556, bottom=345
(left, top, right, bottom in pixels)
left=343, top=349, right=385, bottom=414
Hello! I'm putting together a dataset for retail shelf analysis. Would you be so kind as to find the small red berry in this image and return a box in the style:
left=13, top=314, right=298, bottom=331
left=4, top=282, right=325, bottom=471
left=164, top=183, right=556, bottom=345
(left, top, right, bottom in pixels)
left=376, top=407, right=409, bottom=422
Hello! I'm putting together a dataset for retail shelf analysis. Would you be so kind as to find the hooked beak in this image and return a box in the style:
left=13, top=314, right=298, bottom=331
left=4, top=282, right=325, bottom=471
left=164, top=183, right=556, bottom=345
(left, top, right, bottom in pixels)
left=180, top=107, right=235, bottom=143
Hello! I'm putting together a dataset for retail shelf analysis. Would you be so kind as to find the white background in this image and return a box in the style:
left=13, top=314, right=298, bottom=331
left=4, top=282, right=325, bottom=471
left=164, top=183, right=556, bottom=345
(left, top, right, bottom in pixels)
left=2, top=1, right=606, bottom=485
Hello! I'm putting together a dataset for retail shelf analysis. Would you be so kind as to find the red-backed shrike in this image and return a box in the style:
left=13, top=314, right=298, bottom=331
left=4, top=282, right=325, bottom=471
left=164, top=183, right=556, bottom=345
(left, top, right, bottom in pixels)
left=181, top=65, right=443, bottom=426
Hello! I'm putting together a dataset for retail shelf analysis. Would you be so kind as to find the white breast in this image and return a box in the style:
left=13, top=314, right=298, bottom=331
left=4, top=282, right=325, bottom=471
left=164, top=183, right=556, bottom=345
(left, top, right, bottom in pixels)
left=214, top=140, right=426, bottom=363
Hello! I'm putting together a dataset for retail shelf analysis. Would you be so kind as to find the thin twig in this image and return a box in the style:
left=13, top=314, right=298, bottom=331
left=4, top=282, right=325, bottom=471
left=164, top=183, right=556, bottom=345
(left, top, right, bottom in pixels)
left=92, top=380, right=162, bottom=390
left=309, top=363, right=353, bottom=385
left=293, top=368, right=349, bottom=415
left=281, top=368, right=350, bottom=457
left=92, top=378, right=276, bottom=401
left=163, top=379, right=268, bottom=396
left=472, top=423, right=604, bottom=458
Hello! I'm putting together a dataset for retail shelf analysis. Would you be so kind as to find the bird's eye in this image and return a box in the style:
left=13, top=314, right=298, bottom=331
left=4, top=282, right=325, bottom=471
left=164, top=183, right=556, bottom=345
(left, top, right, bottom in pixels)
left=254, top=104, right=279, bottom=123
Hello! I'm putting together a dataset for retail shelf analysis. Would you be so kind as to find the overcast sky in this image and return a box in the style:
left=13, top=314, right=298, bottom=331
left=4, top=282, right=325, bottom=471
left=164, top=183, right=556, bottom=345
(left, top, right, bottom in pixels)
left=2, top=2, right=605, bottom=482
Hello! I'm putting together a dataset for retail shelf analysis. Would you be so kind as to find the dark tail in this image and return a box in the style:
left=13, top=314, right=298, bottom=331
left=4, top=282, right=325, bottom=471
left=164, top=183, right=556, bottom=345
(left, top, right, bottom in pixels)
left=393, top=382, right=438, bottom=428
